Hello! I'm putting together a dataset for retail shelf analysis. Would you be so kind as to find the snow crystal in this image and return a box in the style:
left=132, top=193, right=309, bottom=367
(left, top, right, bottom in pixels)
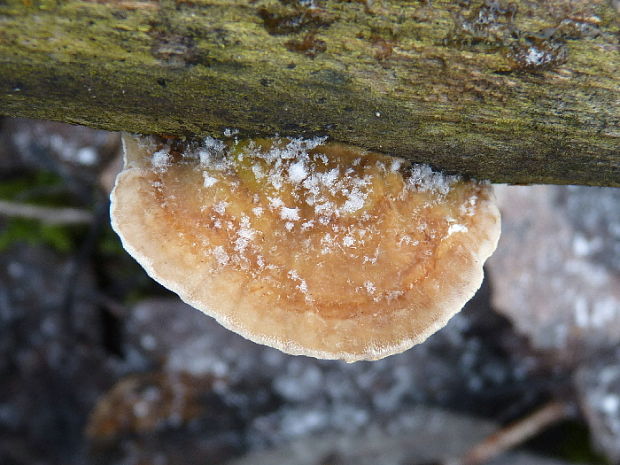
left=447, top=224, right=469, bottom=236
left=342, top=192, right=365, bottom=213
left=234, top=216, right=256, bottom=254
left=269, top=197, right=284, bottom=209
left=252, top=164, right=265, bottom=180
left=363, top=247, right=380, bottom=264
left=390, top=158, right=403, bottom=172
left=459, top=196, right=478, bottom=216
left=313, top=201, right=334, bottom=216
left=213, top=246, right=229, bottom=266
left=202, top=173, right=218, bottom=188
left=198, top=137, right=228, bottom=169
left=364, top=281, right=376, bottom=294
left=525, top=47, right=545, bottom=65
left=288, top=270, right=313, bottom=302
left=152, top=149, right=170, bottom=168
left=203, top=136, right=226, bottom=155
left=407, top=164, right=458, bottom=195
left=320, top=168, right=340, bottom=187
left=280, top=207, right=301, bottom=222
left=223, top=128, right=239, bottom=137
left=288, top=160, right=309, bottom=183
left=214, top=201, right=228, bottom=215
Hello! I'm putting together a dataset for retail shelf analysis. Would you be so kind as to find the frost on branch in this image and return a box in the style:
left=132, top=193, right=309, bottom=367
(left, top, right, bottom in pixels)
left=111, top=135, right=500, bottom=361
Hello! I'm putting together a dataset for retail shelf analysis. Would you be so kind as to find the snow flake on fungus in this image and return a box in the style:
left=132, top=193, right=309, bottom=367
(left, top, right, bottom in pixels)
left=202, top=173, right=218, bottom=188
left=151, top=149, right=170, bottom=169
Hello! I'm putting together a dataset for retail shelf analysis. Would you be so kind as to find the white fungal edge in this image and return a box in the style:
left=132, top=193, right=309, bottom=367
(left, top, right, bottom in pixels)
left=110, top=134, right=502, bottom=363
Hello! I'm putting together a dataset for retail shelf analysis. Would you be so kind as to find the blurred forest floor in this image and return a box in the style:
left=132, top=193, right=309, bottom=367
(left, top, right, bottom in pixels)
left=0, top=118, right=619, bottom=465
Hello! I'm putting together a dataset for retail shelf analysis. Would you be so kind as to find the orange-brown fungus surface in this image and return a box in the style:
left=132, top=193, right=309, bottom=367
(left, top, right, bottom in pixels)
left=111, top=134, right=500, bottom=361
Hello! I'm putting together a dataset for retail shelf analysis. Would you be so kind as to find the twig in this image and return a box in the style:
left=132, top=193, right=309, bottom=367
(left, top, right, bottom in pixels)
left=0, top=200, right=93, bottom=225
left=445, top=400, right=573, bottom=465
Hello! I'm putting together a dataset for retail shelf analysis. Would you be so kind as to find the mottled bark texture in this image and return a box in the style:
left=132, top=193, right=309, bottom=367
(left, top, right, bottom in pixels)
left=0, top=0, right=619, bottom=185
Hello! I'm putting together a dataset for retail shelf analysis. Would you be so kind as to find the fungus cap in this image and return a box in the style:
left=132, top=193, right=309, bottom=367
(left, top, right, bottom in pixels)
left=111, top=134, right=500, bottom=362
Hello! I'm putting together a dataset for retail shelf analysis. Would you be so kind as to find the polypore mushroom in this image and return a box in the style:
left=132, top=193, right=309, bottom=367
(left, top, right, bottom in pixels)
left=111, top=134, right=500, bottom=362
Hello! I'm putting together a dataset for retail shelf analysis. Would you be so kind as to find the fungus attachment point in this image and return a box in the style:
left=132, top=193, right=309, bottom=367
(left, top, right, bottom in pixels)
left=111, top=134, right=500, bottom=361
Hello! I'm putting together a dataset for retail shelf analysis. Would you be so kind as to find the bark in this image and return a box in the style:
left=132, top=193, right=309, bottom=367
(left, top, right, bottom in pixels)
left=0, top=0, right=618, bottom=185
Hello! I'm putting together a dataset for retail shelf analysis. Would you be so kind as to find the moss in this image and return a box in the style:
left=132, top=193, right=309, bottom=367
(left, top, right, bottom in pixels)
left=0, top=171, right=66, bottom=204
left=0, top=218, right=75, bottom=252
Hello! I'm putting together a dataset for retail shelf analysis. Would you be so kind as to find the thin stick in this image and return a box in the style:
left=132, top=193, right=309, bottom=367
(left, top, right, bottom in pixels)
left=0, top=200, right=93, bottom=225
left=446, top=400, right=572, bottom=465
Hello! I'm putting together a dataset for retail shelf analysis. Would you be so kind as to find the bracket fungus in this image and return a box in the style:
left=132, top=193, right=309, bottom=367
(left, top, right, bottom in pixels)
left=111, top=134, right=500, bottom=362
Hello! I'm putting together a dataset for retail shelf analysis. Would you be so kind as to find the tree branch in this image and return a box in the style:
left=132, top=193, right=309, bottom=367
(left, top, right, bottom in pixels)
left=0, top=0, right=618, bottom=185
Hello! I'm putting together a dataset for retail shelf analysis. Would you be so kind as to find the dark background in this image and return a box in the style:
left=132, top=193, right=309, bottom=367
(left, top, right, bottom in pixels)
left=1, top=117, right=619, bottom=465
